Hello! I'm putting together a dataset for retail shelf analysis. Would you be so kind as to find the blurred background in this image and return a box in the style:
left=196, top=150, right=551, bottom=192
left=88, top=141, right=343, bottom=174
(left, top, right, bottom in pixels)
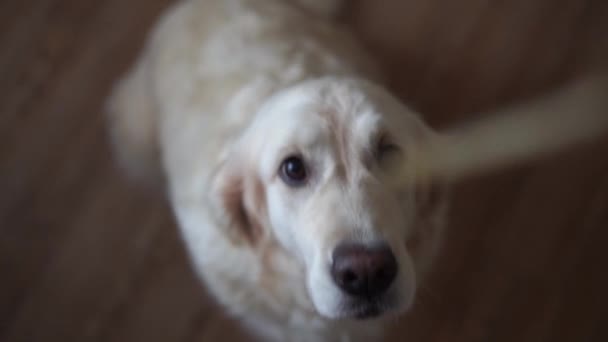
left=1, top=0, right=607, bottom=341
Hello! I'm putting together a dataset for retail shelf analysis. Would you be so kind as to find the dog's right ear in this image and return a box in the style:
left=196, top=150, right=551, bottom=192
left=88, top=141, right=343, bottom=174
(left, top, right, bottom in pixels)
left=106, top=60, right=164, bottom=187
left=209, top=154, right=266, bottom=246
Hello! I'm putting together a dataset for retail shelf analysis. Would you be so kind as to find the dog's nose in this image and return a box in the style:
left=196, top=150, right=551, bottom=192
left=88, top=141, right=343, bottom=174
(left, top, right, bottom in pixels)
left=331, top=243, right=397, bottom=298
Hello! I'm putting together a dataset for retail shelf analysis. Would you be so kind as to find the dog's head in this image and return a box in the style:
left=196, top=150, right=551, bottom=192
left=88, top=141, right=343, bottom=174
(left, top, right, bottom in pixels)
left=212, top=77, right=446, bottom=320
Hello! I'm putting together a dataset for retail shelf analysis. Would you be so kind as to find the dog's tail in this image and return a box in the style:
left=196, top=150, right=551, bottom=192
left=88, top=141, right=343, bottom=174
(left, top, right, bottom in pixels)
left=287, top=0, right=344, bottom=18
left=395, top=75, right=608, bottom=186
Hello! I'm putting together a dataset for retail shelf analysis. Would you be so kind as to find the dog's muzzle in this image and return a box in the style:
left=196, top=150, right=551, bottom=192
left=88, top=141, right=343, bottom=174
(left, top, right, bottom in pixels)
left=331, top=242, right=397, bottom=318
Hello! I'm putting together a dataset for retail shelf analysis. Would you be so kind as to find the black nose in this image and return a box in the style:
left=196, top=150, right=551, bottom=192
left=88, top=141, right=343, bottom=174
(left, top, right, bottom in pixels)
left=331, top=242, right=398, bottom=298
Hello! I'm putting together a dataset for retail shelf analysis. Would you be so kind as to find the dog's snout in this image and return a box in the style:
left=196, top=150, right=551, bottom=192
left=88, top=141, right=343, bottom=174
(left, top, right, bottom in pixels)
left=331, top=243, right=397, bottom=298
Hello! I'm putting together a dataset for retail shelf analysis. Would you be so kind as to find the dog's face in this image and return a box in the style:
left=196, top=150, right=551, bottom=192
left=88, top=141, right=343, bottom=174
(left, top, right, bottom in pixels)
left=214, top=78, right=443, bottom=320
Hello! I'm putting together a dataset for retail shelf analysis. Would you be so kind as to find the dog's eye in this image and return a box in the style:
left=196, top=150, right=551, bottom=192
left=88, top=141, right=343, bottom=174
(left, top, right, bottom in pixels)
left=280, top=156, right=308, bottom=186
left=376, top=134, right=400, bottom=161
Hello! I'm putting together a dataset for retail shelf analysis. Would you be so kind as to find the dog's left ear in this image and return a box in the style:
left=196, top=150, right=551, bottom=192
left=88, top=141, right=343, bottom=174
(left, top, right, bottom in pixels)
left=405, top=180, right=449, bottom=278
left=209, top=155, right=267, bottom=246
left=401, top=132, right=450, bottom=277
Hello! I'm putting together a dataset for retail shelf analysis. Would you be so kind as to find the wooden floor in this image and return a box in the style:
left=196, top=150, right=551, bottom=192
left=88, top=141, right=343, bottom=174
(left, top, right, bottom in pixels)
left=1, top=0, right=607, bottom=341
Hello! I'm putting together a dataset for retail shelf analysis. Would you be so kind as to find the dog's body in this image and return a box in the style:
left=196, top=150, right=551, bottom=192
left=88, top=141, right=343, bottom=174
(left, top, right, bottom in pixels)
left=108, top=0, right=447, bottom=340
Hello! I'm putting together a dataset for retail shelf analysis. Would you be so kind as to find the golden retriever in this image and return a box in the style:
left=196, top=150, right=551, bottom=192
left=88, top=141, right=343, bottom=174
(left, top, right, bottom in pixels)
left=107, top=0, right=607, bottom=340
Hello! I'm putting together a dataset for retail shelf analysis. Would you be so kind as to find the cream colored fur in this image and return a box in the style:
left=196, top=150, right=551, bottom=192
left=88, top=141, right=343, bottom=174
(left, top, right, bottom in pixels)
left=107, top=0, right=608, bottom=340
left=107, top=0, right=448, bottom=340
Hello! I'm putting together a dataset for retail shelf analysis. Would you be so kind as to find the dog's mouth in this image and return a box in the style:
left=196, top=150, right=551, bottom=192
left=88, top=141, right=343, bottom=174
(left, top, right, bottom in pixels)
left=338, top=296, right=396, bottom=320
left=352, top=302, right=383, bottom=319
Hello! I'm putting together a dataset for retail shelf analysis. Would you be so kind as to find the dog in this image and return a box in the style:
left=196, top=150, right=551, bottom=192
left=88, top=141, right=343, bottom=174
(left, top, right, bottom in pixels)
left=107, top=0, right=608, bottom=340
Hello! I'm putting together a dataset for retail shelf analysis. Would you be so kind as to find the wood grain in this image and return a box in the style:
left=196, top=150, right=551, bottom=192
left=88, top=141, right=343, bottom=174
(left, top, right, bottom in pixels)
left=1, top=0, right=607, bottom=341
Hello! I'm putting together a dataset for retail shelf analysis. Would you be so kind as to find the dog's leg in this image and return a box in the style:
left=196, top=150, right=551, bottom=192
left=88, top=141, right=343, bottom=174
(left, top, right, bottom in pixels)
left=106, top=57, right=163, bottom=185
